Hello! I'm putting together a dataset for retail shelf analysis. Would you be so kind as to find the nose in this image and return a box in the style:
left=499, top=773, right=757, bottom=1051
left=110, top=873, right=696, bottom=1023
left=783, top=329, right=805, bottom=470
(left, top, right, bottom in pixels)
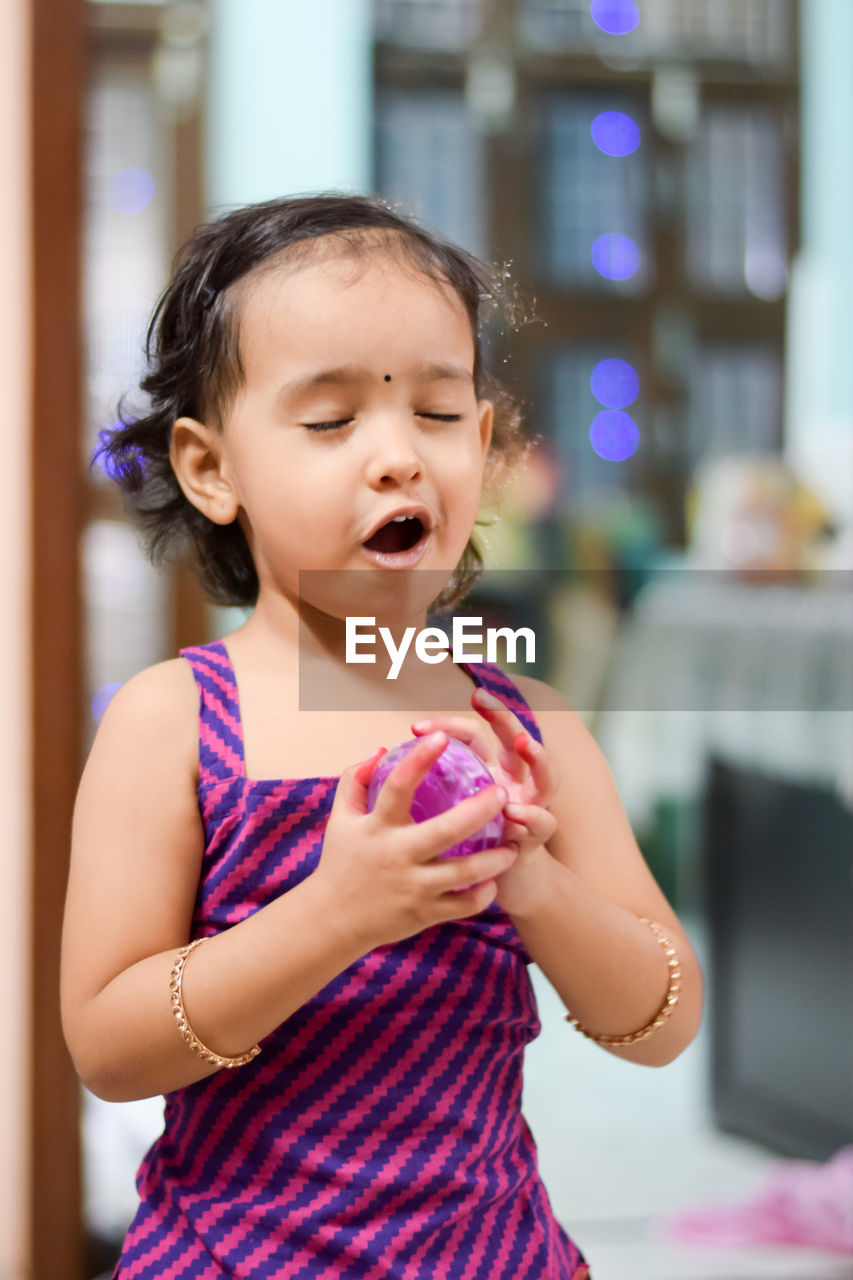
left=363, top=416, right=424, bottom=488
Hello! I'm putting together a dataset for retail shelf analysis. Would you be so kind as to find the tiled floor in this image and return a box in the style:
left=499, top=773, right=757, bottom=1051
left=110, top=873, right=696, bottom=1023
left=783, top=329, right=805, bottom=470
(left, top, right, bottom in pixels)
left=522, top=916, right=853, bottom=1280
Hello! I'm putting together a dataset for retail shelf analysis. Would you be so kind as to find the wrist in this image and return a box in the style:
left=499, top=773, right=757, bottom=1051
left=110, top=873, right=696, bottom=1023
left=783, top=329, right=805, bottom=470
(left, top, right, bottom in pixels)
left=499, top=844, right=562, bottom=921
left=300, top=869, right=377, bottom=962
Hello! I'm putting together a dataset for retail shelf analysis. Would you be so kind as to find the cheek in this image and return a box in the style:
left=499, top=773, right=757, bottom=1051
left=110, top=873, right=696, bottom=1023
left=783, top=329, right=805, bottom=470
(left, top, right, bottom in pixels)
left=248, top=451, right=331, bottom=519
left=444, top=459, right=486, bottom=537
left=449, top=436, right=488, bottom=493
left=438, top=428, right=486, bottom=472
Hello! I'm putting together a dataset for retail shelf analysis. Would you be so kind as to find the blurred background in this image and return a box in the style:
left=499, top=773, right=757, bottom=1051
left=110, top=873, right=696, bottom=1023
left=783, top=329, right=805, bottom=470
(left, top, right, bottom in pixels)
left=2, top=1, right=852, bottom=1277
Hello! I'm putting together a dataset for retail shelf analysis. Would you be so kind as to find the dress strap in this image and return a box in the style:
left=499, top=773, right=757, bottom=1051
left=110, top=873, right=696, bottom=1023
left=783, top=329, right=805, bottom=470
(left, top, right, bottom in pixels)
left=462, top=662, right=543, bottom=745
left=178, top=639, right=246, bottom=784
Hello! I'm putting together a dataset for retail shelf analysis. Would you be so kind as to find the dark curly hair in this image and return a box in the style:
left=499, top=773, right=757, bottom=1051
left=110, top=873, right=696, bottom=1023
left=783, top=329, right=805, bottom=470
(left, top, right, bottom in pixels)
left=95, top=192, right=530, bottom=609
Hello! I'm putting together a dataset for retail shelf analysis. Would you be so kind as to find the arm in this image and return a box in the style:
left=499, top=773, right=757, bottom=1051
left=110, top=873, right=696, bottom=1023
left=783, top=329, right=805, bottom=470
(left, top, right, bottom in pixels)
left=411, top=679, right=703, bottom=1067
left=499, top=675, right=703, bottom=1067
left=61, top=670, right=516, bottom=1102
left=60, top=659, right=368, bottom=1101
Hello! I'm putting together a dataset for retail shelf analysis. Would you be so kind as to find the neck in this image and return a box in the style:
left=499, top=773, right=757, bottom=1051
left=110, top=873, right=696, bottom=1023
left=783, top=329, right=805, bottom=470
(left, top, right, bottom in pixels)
left=237, top=580, right=471, bottom=713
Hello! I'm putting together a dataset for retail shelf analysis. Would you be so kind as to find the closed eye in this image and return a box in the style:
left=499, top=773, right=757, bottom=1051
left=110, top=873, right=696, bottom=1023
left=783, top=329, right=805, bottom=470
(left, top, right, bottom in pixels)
left=302, top=419, right=354, bottom=432
left=303, top=413, right=462, bottom=432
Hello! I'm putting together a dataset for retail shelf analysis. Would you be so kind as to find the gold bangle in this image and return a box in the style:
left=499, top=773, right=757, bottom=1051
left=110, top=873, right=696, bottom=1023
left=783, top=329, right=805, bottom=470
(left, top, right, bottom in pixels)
left=564, top=917, right=682, bottom=1047
left=169, top=937, right=261, bottom=1069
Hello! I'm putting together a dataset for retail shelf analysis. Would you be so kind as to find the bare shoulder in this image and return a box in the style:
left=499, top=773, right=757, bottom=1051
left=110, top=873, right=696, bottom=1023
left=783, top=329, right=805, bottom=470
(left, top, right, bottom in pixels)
left=511, top=672, right=575, bottom=716
left=511, top=671, right=604, bottom=768
left=96, top=655, right=199, bottom=732
left=510, top=673, right=590, bottom=750
left=88, top=656, right=200, bottom=778
left=74, top=654, right=202, bottom=847
left=65, top=657, right=204, bottom=1005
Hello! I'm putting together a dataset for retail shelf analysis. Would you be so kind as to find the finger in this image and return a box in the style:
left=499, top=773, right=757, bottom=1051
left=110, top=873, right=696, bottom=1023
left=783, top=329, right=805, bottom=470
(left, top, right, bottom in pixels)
left=335, top=748, right=387, bottom=816
left=410, top=717, right=493, bottom=764
left=500, top=817, right=528, bottom=845
left=504, top=800, right=557, bottom=845
left=353, top=746, right=387, bottom=787
left=438, top=875, right=504, bottom=917
left=430, top=844, right=518, bottom=898
left=409, top=783, right=508, bottom=861
left=470, top=689, right=529, bottom=783
left=513, top=732, right=556, bottom=802
left=370, top=731, right=449, bottom=824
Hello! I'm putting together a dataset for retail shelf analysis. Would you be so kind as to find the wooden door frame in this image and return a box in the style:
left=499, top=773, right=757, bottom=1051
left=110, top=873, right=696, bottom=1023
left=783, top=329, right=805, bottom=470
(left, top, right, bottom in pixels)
left=27, top=6, right=207, bottom=1273
left=29, top=0, right=85, bottom=1275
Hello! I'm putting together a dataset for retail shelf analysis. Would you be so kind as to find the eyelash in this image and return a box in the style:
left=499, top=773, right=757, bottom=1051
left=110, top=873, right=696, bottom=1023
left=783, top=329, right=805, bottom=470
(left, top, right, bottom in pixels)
left=304, top=413, right=462, bottom=433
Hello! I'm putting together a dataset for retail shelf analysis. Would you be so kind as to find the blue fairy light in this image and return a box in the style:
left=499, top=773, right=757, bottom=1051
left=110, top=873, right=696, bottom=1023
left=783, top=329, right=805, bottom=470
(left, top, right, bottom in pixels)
left=589, top=410, right=640, bottom=461
left=590, top=358, right=640, bottom=408
left=591, top=233, right=641, bottom=281
left=590, top=111, right=641, bottom=157
left=107, top=167, right=156, bottom=215
left=590, top=0, right=640, bottom=36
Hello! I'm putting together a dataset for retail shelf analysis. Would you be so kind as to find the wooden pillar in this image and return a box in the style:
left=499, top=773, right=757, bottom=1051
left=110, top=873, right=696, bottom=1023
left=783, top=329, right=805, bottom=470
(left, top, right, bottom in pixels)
left=29, top=0, right=86, bottom=1274
left=0, top=0, right=34, bottom=1271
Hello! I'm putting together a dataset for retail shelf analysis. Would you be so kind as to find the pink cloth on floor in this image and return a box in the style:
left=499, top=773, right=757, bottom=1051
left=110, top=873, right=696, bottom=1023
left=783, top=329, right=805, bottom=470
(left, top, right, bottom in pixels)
left=658, top=1145, right=853, bottom=1254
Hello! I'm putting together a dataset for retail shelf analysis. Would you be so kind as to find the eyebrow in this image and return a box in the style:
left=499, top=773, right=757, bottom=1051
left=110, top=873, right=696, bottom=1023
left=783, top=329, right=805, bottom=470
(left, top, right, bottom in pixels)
left=275, top=362, right=474, bottom=401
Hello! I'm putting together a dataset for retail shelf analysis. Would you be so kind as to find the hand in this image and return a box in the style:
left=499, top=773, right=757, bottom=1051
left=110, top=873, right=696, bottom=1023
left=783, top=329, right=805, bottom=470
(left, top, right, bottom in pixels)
left=410, top=689, right=559, bottom=917
left=312, top=732, right=519, bottom=952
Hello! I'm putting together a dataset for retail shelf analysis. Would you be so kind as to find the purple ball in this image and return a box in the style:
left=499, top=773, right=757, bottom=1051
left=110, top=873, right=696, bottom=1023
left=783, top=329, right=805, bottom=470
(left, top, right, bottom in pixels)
left=366, top=736, right=504, bottom=859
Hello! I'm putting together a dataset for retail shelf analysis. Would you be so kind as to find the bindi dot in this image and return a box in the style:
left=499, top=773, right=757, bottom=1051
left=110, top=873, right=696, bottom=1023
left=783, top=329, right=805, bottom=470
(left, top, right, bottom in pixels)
left=384, top=374, right=392, bottom=382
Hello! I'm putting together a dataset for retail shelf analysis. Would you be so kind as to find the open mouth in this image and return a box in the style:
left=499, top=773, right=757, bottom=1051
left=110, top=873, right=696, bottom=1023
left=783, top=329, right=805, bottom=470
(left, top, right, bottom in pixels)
left=363, top=515, right=425, bottom=554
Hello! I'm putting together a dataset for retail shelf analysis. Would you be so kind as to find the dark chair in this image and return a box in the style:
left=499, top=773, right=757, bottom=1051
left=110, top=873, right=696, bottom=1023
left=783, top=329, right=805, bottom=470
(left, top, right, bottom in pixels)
left=705, top=755, right=853, bottom=1159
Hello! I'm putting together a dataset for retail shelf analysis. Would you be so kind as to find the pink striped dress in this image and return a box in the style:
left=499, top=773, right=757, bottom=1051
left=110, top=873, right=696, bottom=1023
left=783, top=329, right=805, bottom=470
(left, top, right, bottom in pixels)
left=115, top=639, right=590, bottom=1279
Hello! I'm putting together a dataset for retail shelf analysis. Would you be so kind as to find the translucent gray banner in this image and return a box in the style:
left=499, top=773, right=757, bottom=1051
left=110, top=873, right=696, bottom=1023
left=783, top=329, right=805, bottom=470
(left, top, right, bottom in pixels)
left=297, top=569, right=853, bottom=713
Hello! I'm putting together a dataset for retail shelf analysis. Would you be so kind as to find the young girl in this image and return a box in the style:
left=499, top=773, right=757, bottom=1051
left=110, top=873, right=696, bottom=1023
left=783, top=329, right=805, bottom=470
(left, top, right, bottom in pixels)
left=62, top=194, right=702, bottom=1279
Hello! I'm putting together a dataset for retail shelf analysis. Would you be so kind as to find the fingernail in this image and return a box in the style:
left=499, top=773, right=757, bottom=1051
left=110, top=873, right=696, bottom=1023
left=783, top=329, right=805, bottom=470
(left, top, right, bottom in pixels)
left=412, top=720, right=432, bottom=731
left=426, top=731, right=446, bottom=746
left=505, top=802, right=524, bottom=819
left=476, top=690, right=501, bottom=709
left=496, top=786, right=508, bottom=803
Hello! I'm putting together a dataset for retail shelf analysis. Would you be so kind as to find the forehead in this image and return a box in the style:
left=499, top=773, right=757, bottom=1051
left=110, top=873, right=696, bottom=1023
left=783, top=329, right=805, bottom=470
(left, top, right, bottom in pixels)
left=235, top=243, right=475, bottom=374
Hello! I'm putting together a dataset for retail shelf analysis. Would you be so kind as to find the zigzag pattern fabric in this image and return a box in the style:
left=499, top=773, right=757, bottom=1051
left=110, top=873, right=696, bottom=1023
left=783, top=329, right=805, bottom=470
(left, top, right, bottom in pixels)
left=115, top=639, right=589, bottom=1279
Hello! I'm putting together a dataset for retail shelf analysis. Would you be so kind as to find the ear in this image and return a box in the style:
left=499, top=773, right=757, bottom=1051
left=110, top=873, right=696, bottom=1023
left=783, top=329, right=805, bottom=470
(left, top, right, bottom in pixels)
left=169, top=417, right=239, bottom=525
left=477, top=399, right=494, bottom=456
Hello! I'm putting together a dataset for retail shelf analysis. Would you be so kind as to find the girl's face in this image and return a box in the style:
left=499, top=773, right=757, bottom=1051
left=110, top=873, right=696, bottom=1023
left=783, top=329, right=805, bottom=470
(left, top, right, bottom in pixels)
left=201, top=249, right=493, bottom=620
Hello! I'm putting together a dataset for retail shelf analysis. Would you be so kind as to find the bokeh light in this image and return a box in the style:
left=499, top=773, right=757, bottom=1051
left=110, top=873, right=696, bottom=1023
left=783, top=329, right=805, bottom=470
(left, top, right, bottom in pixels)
left=92, top=682, right=122, bottom=723
left=591, top=233, right=641, bottom=281
left=590, top=358, right=640, bottom=408
left=107, top=167, right=155, bottom=214
left=590, top=111, right=641, bottom=157
left=589, top=410, right=640, bottom=461
left=590, top=0, right=640, bottom=36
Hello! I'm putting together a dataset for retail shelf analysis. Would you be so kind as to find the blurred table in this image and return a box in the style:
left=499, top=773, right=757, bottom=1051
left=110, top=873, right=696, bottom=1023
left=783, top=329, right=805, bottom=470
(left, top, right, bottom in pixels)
left=595, top=574, right=853, bottom=830
left=594, top=575, right=853, bottom=1155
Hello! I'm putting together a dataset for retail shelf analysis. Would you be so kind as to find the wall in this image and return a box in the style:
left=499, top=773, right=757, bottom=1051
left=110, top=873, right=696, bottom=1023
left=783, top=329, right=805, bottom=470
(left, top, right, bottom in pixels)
left=786, top=0, right=853, bottom=552
left=206, top=0, right=372, bottom=210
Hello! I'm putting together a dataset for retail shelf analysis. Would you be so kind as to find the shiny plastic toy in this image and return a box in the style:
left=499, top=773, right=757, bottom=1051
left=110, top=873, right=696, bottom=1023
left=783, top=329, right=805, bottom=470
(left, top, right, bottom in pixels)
left=367, top=736, right=504, bottom=859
